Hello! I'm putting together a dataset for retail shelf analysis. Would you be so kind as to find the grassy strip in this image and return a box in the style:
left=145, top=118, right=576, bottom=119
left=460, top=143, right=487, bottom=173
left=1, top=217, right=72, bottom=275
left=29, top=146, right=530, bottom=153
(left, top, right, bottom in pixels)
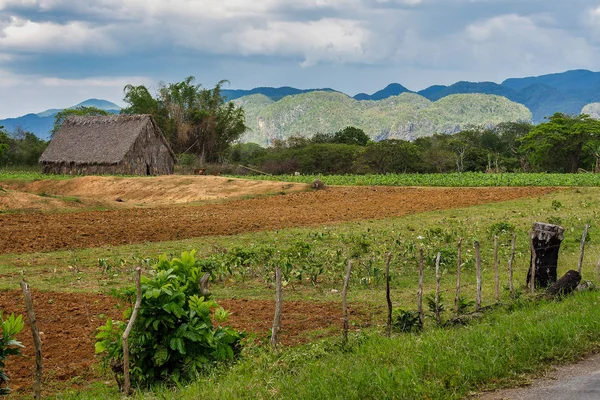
left=229, top=172, right=600, bottom=187
left=0, top=170, right=71, bottom=183
left=60, top=291, right=600, bottom=399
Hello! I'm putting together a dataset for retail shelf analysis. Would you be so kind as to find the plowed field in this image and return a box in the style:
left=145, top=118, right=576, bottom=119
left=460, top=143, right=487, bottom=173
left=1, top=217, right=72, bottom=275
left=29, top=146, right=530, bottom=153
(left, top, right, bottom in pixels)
left=0, top=290, right=373, bottom=394
left=0, top=186, right=557, bottom=255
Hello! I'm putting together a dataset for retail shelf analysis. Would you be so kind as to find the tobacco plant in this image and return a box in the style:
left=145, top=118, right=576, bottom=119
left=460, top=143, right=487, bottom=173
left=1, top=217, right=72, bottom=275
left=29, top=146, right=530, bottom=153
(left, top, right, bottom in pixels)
left=96, top=251, right=244, bottom=389
left=0, top=313, right=24, bottom=395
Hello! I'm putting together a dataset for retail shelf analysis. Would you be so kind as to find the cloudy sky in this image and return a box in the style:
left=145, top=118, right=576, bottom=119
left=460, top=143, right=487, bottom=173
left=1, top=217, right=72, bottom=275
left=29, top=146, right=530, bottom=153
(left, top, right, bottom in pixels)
left=1, top=0, right=600, bottom=118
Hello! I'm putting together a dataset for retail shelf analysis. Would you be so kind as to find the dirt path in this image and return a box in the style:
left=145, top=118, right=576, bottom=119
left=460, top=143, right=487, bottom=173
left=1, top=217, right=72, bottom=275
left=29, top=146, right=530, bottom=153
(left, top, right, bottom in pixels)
left=0, top=186, right=557, bottom=254
left=0, top=290, right=372, bottom=395
left=476, top=353, right=600, bottom=400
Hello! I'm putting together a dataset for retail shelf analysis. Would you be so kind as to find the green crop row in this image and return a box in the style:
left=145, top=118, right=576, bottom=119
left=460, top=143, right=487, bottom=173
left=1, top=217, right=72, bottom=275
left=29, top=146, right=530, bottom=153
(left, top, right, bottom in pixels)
left=230, top=172, right=600, bottom=187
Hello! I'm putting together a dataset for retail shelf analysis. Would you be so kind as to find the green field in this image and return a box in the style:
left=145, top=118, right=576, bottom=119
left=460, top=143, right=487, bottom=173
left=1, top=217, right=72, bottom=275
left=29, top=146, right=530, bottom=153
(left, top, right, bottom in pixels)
left=231, top=172, right=600, bottom=187
left=2, top=184, right=599, bottom=398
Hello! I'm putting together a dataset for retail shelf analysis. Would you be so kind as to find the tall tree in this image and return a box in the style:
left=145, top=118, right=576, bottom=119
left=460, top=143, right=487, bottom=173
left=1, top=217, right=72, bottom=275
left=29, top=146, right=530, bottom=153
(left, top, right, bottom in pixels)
left=360, top=139, right=421, bottom=173
left=332, top=127, right=370, bottom=146
left=0, top=126, right=9, bottom=158
left=122, top=77, right=247, bottom=163
left=520, top=113, right=600, bottom=172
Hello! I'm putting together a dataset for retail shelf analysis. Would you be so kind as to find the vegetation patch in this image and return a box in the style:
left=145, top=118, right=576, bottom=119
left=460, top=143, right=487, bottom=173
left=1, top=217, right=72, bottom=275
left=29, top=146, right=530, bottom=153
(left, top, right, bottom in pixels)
left=233, top=172, right=600, bottom=187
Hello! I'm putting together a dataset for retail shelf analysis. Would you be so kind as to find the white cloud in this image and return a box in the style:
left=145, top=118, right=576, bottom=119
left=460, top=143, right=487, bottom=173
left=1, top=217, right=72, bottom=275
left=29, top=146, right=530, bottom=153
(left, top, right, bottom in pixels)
left=224, top=19, right=372, bottom=66
left=0, top=17, right=116, bottom=53
left=1, top=0, right=600, bottom=118
left=464, top=14, right=596, bottom=69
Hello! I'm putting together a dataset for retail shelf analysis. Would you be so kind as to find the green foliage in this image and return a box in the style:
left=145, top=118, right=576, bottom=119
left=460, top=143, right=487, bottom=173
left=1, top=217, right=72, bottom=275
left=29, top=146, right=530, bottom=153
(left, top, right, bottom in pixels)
left=51, top=106, right=110, bottom=138
left=359, top=140, right=422, bottom=173
left=520, top=113, right=600, bottom=172
left=391, top=309, right=422, bottom=333
left=96, top=251, right=245, bottom=388
left=0, top=313, right=24, bottom=395
left=257, top=143, right=363, bottom=175
left=0, top=127, right=7, bottom=158
left=456, top=296, right=475, bottom=315
left=229, top=143, right=267, bottom=165
left=331, top=127, right=370, bottom=146
left=551, top=200, right=563, bottom=210
left=122, top=77, right=247, bottom=162
left=0, top=126, right=48, bottom=167
left=426, top=292, right=445, bottom=321
left=231, top=172, right=600, bottom=187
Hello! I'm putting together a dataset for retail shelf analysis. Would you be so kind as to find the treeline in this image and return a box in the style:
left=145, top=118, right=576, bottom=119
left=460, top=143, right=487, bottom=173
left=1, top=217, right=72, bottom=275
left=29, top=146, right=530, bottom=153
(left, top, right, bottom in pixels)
left=230, top=114, right=600, bottom=174
left=0, top=126, right=47, bottom=167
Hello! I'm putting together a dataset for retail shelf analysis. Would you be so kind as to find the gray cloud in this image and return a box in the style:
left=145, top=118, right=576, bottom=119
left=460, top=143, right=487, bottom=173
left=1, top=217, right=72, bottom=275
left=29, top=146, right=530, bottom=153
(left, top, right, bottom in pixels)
left=0, top=0, right=599, bottom=118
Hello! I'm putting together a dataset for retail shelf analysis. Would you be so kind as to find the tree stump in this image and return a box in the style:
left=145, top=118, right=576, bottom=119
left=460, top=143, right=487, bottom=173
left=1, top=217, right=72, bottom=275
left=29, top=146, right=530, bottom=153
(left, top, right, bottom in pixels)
left=527, top=222, right=564, bottom=288
left=545, top=270, right=581, bottom=298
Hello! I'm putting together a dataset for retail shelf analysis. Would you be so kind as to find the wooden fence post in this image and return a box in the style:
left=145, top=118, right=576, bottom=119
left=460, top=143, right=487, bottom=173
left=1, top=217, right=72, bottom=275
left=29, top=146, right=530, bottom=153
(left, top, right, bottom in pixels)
left=434, top=252, right=442, bottom=325
left=578, top=224, right=590, bottom=275
left=342, top=260, right=353, bottom=344
left=122, top=267, right=142, bottom=396
left=20, top=280, right=42, bottom=400
left=385, top=253, right=393, bottom=337
left=475, top=241, right=482, bottom=310
left=508, top=234, right=516, bottom=299
left=494, top=236, right=500, bottom=303
left=417, top=248, right=424, bottom=328
left=271, top=267, right=283, bottom=348
left=454, top=238, right=462, bottom=314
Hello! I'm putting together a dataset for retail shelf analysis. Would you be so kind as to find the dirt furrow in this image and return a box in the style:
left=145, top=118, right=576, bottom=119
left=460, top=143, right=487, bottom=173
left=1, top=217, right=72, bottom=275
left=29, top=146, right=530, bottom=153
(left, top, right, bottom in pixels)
left=0, top=186, right=557, bottom=254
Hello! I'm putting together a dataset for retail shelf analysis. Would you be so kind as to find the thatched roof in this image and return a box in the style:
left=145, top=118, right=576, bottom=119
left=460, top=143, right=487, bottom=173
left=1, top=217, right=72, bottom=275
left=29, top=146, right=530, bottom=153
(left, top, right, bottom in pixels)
left=40, top=114, right=175, bottom=164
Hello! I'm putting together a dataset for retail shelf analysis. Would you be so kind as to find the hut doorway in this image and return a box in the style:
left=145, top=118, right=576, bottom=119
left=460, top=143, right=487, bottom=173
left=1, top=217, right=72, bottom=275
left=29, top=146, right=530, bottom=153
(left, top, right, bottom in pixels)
left=146, top=163, right=151, bottom=176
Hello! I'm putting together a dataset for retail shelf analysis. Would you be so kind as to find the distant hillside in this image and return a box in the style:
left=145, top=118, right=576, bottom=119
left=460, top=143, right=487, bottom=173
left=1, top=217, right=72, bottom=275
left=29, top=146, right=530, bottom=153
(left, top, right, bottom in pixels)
left=0, top=99, right=120, bottom=140
left=228, top=70, right=600, bottom=124
left=235, top=91, right=531, bottom=145
left=413, top=70, right=600, bottom=123
left=582, top=103, right=600, bottom=120
left=222, top=87, right=337, bottom=102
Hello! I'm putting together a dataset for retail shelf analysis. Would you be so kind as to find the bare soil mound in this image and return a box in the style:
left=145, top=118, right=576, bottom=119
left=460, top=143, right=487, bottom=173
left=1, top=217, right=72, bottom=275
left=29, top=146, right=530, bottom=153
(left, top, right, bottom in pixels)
left=0, top=190, right=97, bottom=213
left=0, top=186, right=557, bottom=255
left=10, top=175, right=307, bottom=207
left=0, top=290, right=371, bottom=394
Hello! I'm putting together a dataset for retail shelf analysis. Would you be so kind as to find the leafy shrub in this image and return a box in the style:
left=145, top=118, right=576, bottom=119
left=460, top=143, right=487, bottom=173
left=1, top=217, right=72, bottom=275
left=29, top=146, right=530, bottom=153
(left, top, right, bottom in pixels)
left=426, top=293, right=445, bottom=318
left=392, top=310, right=422, bottom=333
left=96, top=251, right=245, bottom=389
left=0, top=313, right=24, bottom=395
left=456, top=296, right=475, bottom=315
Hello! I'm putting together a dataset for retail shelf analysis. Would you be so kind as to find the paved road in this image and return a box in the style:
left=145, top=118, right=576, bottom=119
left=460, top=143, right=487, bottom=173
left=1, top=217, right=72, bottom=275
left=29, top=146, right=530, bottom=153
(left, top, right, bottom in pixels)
left=477, top=353, right=600, bottom=400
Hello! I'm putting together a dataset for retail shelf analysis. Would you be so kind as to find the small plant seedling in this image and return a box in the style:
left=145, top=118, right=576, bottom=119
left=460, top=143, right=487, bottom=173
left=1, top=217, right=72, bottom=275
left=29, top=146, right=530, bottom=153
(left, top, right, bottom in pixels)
left=392, top=310, right=422, bottom=333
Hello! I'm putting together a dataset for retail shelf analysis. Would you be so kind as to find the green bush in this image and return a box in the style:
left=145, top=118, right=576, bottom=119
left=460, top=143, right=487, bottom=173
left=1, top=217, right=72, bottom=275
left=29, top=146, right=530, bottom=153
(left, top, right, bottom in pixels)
left=391, top=309, right=422, bottom=333
left=0, top=313, right=24, bottom=395
left=95, top=251, right=245, bottom=388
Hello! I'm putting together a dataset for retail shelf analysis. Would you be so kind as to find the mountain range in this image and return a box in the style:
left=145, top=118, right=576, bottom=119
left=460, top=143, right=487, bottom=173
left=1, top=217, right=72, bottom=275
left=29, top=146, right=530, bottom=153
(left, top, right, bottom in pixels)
left=2, top=69, right=600, bottom=142
left=223, top=69, right=600, bottom=123
left=0, top=99, right=120, bottom=140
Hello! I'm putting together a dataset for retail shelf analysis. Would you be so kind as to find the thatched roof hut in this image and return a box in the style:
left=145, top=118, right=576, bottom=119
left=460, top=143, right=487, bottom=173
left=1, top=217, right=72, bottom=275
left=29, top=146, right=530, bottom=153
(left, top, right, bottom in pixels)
left=40, top=114, right=176, bottom=175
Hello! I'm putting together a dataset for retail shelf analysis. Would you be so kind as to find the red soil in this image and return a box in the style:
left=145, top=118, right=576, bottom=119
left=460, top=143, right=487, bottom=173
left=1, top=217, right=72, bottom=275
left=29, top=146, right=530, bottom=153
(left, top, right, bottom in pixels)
left=0, top=186, right=556, bottom=255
